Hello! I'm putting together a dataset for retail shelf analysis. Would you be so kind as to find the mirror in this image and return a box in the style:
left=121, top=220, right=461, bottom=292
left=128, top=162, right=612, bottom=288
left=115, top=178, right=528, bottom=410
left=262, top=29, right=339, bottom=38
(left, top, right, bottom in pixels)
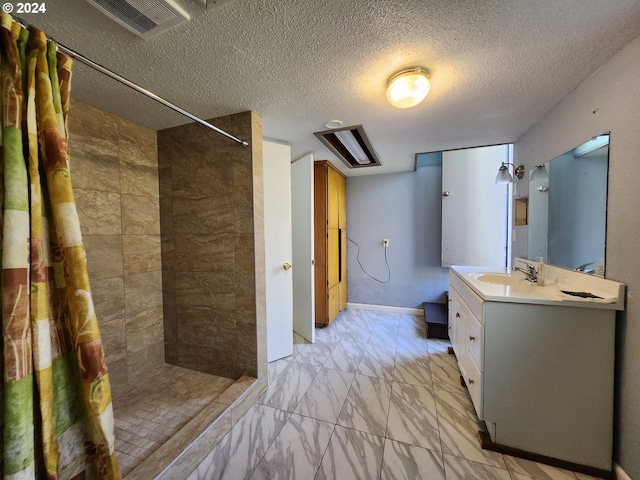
left=528, top=134, right=609, bottom=276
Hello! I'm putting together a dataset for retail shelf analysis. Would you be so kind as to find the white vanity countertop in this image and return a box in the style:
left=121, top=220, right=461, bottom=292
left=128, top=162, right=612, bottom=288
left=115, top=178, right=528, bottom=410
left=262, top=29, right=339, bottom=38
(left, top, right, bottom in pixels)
left=450, top=265, right=625, bottom=310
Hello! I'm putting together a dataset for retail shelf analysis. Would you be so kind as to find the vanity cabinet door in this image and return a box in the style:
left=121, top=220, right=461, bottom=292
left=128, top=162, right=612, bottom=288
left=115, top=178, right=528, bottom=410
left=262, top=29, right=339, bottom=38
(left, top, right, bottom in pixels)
left=467, top=314, right=484, bottom=373
left=466, top=355, right=483, bottom=420
left=449, top=277, right=485, bottom=420
left=448, top=286, right=465, bottom=359
left=457, top=300, right=484, bottom=417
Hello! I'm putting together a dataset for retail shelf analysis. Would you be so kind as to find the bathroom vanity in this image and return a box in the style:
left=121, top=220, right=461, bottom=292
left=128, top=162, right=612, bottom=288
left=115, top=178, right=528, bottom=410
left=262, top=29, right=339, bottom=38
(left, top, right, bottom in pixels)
left=449, top=260, right=624, bottom=475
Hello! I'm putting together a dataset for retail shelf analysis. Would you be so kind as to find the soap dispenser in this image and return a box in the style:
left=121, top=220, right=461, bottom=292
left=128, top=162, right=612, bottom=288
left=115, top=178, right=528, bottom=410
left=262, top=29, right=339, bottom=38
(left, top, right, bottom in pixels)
left=536, top=257, right=545, bottom=286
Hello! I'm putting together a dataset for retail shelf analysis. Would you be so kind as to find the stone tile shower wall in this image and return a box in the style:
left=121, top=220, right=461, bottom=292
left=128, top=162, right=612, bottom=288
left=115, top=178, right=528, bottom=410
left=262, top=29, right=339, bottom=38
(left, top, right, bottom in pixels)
left=70, top=100, right=164, bottom=385
left=158, top=111, right=266, bottom=380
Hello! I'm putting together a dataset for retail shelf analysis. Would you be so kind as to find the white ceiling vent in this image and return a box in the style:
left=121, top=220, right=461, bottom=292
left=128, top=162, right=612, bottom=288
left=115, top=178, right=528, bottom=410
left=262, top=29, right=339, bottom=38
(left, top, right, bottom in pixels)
left=87, top=0, right=190, bottom=39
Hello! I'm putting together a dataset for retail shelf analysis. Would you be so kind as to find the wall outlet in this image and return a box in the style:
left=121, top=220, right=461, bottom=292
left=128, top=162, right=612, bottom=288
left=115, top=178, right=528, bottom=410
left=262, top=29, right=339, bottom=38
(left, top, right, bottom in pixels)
left=383, top=239, right=389, bottom=248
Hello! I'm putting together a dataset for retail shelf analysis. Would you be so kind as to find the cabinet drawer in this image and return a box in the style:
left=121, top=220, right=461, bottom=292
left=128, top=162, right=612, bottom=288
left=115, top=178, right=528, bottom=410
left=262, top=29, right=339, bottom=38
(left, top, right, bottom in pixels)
left=465, top=355, right=484, bottom=420
left=449, top=271, right=484, bottom=323
left=467, top=314, right=484, bottom=373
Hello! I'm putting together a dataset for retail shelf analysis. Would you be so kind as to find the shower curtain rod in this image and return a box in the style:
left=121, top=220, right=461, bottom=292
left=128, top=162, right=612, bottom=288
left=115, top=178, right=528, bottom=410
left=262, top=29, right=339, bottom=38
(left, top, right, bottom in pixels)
left=54, top=43, right=249, bottom=147
left=10, top=16, right=247, bottom=147
left=13, top=17, right=249, bottom=147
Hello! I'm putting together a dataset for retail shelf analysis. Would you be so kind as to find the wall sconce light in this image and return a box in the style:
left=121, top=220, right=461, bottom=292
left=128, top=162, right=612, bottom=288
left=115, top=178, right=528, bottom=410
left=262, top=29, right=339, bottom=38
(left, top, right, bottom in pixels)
left=386, top=67, right=430, bottom=108
left=495, top=162, right=525, bottom=184
left=529, top=164, right=549, bottom=183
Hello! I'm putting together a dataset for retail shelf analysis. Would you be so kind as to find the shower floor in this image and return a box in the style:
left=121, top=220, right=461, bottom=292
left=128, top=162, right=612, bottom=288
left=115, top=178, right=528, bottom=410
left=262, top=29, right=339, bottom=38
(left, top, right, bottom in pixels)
left=111, top=363, right=235, bottom=476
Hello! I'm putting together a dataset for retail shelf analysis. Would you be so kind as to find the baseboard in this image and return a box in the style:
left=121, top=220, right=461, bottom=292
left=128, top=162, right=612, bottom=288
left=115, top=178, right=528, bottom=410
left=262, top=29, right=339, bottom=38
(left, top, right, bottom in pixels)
left=346, top=303, right=424, bottom=315
left=615, top=464, right=633, bottom=480
left=478, top=431, right=614, bottom=479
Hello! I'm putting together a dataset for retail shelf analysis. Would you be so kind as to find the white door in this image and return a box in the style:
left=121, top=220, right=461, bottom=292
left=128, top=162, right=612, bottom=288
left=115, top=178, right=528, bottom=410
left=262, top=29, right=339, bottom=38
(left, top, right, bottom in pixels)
left=441, top=145, right=510, bottom=268
left=291, top=154, right=315, bottom=343
left=264, top=141, right=293, bottom=362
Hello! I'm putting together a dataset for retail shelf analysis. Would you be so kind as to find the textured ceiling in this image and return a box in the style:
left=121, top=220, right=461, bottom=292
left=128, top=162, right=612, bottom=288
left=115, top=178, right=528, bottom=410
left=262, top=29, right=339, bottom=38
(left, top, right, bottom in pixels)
left=21, top=0, right=640, bottom=175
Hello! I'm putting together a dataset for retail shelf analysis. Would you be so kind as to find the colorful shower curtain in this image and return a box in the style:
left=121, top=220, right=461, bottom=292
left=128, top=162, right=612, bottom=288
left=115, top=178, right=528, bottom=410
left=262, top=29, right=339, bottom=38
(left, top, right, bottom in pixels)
left=0, top=14, right=120, bottom=479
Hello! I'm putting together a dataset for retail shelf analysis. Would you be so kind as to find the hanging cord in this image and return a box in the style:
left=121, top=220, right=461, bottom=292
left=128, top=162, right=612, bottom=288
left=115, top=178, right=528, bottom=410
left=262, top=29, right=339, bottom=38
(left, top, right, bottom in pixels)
left=347, top=237, right=391, bottom=284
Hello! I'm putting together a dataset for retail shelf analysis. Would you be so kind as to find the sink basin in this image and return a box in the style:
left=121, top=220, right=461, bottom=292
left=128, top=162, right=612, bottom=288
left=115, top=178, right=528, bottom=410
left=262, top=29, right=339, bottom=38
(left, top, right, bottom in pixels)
left=453, top=263, right=625, bottom=309
left=477, top=274, right=530, bottom=287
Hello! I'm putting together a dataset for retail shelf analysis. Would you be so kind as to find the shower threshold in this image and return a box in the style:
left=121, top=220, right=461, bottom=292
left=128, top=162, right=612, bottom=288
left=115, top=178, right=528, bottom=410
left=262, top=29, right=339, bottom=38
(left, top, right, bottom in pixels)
left=111, top=363, right=256, bottom=478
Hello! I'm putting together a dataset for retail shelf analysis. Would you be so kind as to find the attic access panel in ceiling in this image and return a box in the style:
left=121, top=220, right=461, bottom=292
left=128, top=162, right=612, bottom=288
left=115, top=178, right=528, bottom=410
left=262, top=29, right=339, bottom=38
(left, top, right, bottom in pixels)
left=314, top=125, right=382, bottom=168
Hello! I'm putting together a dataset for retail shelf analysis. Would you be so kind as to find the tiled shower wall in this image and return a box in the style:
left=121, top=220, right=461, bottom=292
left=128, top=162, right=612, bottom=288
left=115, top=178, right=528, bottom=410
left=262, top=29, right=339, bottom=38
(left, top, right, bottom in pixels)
left=158, top=111, right=266, bottom=380
left=70, top=102, right=266, bottom=383
left=70, top=100, right=164, bottom=384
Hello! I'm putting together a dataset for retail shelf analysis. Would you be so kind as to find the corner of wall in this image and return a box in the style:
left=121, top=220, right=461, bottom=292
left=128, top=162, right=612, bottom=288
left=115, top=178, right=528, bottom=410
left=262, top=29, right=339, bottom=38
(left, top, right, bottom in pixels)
left=250, top=112, right=268, bottom=380
left=157, top=110, right=265, bottom=380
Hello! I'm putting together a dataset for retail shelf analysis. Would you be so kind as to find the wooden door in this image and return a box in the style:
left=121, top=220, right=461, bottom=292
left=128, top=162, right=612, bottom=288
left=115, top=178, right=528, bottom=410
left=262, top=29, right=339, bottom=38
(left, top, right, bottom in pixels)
left=313, top=163, right=328, bottom=326
left=327, top=166, right=340, bottom=229
left=338, top=228, right=347, bottom=311
left=337, top=173, right=346, bottom=229
left=328, top=284, right=340, bottom=324
left=327, top=228, right=339, bottom=288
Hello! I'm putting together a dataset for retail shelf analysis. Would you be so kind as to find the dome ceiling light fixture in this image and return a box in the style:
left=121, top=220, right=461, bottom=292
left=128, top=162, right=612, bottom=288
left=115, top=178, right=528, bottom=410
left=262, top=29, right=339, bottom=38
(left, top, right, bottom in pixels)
left=386, top=67, right=431, bottom=108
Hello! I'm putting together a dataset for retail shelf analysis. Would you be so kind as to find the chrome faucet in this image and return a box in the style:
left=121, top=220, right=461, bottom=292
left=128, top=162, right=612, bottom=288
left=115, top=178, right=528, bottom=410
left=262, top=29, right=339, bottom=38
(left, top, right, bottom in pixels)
left=575, top=262, right=594, bottom=273
left=513, top=263, right=538, bottom=283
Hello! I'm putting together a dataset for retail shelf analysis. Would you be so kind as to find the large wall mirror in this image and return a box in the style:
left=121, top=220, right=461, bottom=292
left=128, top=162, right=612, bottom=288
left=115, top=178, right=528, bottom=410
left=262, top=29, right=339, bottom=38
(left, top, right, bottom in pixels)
left=528, top=134, right=609, bottom=276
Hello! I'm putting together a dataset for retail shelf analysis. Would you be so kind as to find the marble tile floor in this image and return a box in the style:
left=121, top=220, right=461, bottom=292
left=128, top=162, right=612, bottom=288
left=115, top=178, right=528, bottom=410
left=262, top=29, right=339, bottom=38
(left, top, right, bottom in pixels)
left=111, top=363, right=235, bottom=476
left=186, top=308, right=603, bottom=480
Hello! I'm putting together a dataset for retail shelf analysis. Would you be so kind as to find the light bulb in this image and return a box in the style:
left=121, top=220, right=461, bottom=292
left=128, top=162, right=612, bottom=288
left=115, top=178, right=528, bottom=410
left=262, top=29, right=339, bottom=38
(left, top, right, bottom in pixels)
left=386, top=68, right=430, bottom=108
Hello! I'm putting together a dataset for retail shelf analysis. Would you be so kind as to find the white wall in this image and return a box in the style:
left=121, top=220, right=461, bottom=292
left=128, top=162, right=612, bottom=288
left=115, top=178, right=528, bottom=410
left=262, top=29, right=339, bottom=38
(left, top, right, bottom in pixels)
left=513, top=33, right=640, bottom=478
left=347, top=164, right=449, bottom=308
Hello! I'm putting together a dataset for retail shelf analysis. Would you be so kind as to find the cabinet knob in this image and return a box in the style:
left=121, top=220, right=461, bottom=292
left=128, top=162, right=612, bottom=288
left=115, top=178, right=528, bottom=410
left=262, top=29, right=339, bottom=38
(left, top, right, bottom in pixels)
left=469, top=335, right=476, bottom=341
left=283, top=262, right=292, bottom=270
left=468, top=378, right=475, bottom=384
left=456, top=312, right=461, bottom=318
